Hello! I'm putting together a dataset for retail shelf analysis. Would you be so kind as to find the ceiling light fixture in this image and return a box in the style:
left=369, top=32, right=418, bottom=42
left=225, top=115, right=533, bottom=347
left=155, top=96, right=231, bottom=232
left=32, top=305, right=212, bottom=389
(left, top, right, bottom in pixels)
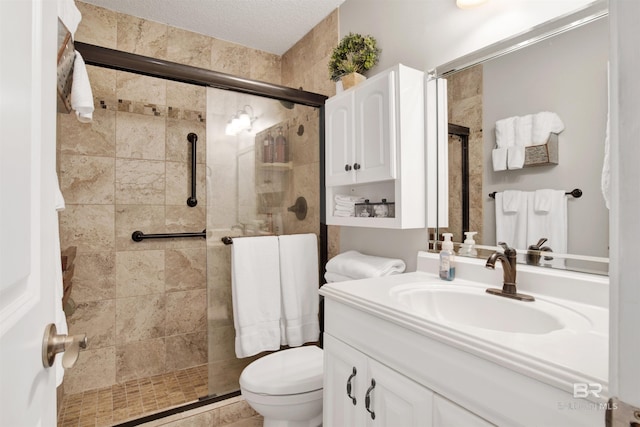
left=225, top=105, right=255, bottom=136
left=456, top=0, right=488, bottom=9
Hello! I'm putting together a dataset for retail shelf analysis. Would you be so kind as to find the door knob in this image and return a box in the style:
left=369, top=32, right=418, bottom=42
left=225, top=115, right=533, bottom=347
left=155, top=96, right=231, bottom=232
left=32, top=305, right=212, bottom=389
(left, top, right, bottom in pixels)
left=42, top=323, right=87, bottom=369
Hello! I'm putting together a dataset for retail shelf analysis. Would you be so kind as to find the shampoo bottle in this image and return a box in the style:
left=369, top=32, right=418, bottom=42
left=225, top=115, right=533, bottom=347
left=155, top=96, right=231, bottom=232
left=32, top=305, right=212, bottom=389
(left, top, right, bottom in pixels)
left=458, top=231, right=478, bottom=257
left=439, top=233, right=456, bottom=281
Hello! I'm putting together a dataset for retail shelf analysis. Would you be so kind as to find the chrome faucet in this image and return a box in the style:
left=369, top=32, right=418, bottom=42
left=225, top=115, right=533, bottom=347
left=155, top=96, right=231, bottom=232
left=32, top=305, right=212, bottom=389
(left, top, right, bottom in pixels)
left=485, top=242, right=534, bottom=302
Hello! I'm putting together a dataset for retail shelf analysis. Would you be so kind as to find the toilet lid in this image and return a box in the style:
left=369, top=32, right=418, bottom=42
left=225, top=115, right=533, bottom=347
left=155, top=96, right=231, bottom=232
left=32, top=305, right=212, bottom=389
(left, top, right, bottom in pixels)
left=240, top=346, right=323, bottom=395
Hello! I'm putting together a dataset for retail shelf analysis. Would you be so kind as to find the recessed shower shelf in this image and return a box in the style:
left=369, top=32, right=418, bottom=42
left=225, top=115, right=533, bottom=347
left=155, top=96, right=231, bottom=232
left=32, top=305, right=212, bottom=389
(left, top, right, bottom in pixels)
left=260, top=162, right=293, bottom=170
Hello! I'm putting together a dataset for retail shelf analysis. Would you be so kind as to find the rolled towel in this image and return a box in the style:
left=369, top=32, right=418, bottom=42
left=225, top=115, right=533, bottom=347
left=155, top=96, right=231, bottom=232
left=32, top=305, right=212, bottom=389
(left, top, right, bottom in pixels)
left=515, top=114, right=533, bottom=147
left=333, top=210, right=354, bottom=217
left=532, top=112, right=565, bottom=145
left=325, top=250, right=406, bottom=279
left=492, top=148, right=508, bottom=172
left=335, top=203, right=355, bottom=212
left=507, top=146, right=526, bottom=169
left=495, top=117, right=516, bottom=148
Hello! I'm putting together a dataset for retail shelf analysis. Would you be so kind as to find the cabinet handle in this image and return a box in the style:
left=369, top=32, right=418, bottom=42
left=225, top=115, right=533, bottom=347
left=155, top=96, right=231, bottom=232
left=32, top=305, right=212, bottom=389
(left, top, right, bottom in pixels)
left=346, top=367, right=357, bottom=405
left=353, top=163, right=361, bottom=170
left=344, top=164, right=352, bottom=171
left=365, top=378, right=376, bottom=420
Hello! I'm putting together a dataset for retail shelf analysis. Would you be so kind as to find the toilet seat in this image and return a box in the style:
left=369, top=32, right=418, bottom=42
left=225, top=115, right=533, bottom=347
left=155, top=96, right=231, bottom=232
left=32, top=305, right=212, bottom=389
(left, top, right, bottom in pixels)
left=240, top=346, right=323, bottom=396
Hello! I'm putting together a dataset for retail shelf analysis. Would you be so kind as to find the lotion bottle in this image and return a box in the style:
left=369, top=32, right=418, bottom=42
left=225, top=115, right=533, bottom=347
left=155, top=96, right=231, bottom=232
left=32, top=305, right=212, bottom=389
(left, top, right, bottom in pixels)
left=439, top=233, right=456, bottom=281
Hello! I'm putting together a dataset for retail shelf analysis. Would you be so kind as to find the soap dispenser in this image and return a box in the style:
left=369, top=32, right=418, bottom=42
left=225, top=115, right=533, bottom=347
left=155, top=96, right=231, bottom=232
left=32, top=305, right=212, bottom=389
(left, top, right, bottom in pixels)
left=439, top=233, right=456, bottom=281
left=458, top=231, right=478, bottom=257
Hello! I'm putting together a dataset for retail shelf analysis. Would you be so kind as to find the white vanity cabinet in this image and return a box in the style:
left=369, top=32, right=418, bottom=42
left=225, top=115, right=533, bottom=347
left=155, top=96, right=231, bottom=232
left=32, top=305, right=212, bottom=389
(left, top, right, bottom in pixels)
left=325, top=64, right=426, bottom=229
left=323, top=334, right=433, bottom=426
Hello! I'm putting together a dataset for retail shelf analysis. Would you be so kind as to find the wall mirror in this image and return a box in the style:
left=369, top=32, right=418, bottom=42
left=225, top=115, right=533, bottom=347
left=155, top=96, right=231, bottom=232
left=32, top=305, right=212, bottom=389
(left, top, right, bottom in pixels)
left=432, top=1, right=609, bottom=275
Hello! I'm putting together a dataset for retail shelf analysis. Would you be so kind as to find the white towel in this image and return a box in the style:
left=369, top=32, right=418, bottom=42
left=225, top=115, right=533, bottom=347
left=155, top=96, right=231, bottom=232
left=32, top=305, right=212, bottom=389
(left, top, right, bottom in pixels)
left=335, top=194, right=365, bottom=204
left=324, top=272, right=354, bottom=283
left=534, top=189, right=554, bottom=213
left=278, top=234, right=319, bottom=347
left=532, top=112, right=565, bottom=145
left=495, top=117, right=516, bottom=148
left=515, top=114, right=533, bottom=147
left=492, top=148, right=508, bottom=172
left=325, top=250, right=406, bottom=279
left=502, top=190, right=522, bottom=213
left=526, top=190, right=567, bottom=268
left=53, top=173, right=68, bottom=387
left=507, top=146, right=526, bottom=170
left=231, top=236, right=281, bottom=358
left=335, top=203, right=355, bottom=212
left=57, top=0, right=82, bottom=38
left=333, top=210, right=354, bottom=217
left=495, top=191, right=528, bottom=252
left=71, top=51, right=94, bottom=123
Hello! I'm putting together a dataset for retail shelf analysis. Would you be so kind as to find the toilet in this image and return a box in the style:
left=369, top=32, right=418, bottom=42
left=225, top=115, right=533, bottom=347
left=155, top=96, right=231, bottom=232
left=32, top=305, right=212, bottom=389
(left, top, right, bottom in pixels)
left=239, top=345, right=324, bottom=427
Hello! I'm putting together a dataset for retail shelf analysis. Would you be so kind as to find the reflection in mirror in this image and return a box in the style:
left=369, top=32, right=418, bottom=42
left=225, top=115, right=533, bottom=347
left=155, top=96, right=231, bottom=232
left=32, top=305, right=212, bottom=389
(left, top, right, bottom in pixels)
left=436, top=11, right=609, bottom=275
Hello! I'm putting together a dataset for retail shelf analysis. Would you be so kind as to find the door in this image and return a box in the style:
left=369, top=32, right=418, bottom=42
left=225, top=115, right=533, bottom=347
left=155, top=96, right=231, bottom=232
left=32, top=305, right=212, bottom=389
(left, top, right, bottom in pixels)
left=0, top=0, right=60, bottom=425
left=366, top=358, right=433, bottom=426
left=354, top=70, right=396, bottom=184
left=323, top=335, right=368, bottom=426
left=325, top=93, right=355, bottom=186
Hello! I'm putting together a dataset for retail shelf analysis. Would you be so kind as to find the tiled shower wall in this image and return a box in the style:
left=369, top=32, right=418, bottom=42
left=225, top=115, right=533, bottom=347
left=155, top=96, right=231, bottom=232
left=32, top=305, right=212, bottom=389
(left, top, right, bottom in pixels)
left=445, top=65, right=484, bottom=244
left=58, top=1, right=338, bottom=397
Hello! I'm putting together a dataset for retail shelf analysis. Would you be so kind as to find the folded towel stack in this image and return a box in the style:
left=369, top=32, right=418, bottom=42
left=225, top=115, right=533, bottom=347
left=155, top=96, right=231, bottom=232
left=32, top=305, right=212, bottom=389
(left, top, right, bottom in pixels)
left=324, top=250, right=406, bottom=282
left=333, top=194, right=365, bottom=217
left=493, top=112, right=564, bottom=171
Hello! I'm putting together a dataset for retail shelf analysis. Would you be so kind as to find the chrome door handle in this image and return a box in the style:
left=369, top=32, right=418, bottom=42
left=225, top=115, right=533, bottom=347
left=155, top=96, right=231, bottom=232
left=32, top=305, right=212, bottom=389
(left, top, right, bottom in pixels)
left=42, top=323, right=87, bottom=369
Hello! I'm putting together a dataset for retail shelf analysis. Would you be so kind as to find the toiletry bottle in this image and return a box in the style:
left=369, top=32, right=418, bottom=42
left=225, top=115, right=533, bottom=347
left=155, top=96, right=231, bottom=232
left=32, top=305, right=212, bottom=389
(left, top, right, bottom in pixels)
left=439, top=233, right=456, bottom=281
left=262, top=131, right=274, bottom=163
left=274, top=126, right=287, bottom=163
left=458, top=231, right=478, bottom=257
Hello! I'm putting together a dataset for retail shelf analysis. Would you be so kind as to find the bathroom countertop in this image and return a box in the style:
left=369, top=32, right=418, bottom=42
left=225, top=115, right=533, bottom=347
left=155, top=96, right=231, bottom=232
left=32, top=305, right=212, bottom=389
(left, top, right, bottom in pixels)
left=320, top=268, right=609, bottom=400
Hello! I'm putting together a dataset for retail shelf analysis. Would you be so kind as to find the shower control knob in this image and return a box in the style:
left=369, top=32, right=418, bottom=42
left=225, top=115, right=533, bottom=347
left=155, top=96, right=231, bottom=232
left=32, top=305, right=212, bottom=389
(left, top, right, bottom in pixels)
left=344, top=164, right=352, bottom=171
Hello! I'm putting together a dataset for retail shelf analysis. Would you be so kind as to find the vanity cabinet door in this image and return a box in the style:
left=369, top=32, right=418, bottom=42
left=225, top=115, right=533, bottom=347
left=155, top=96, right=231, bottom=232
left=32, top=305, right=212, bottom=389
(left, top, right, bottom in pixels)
left=323, top=334, right=368, bottom=426
left=366, top=358, right=434, bottom=426
left=433, top=394, right=495, bottom=427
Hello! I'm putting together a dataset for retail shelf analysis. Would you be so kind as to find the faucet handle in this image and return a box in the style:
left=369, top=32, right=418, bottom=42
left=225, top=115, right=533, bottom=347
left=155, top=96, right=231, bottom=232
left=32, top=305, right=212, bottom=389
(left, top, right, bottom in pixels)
left=497, top=242, right=517, bottom=256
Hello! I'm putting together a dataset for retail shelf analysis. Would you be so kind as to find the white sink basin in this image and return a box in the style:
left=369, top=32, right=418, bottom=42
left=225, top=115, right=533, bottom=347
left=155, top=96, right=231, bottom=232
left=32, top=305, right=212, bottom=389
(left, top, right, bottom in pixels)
left=390, top=282, right=592, bottom=334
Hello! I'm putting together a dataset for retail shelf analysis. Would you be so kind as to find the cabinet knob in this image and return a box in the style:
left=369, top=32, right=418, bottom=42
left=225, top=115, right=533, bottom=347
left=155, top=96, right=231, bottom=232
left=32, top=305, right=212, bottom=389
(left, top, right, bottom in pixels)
left=353, top=163, right=361, bottom=170
left=346, top=367, right=357, bottom=406
left=365, top=378, right=376, bottom=420
left=344, top=164, right=352, bottom=171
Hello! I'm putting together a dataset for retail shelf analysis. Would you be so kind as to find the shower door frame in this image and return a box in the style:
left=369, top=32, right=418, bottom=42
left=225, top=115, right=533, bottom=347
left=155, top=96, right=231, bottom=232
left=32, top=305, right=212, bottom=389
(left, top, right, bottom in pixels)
left=75, top=41, right=329, bottom=420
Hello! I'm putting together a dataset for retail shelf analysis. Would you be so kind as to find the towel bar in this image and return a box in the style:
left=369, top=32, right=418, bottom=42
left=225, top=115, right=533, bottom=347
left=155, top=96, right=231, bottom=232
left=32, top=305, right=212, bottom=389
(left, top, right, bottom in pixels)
left=489, top=188, right=582, bottom=199
left=221, top=234, right=276, bottom=245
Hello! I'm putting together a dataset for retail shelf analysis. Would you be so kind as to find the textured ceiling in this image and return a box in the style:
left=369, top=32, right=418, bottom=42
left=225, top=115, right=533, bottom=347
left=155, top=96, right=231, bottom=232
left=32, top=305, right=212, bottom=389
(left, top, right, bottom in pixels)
left=80, top=0, right=345, bottom=55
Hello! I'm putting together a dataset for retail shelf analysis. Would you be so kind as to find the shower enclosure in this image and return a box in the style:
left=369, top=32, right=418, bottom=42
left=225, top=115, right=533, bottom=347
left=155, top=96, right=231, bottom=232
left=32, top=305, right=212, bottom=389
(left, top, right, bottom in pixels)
left=56, top=42, right=326, bottom=425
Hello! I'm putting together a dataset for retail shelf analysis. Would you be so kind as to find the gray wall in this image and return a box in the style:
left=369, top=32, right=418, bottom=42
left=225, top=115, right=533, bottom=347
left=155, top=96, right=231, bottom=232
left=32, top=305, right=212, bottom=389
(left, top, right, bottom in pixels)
left=483, top=17, right=609, bottom=258
left=337, top=0, right=600, bottom=271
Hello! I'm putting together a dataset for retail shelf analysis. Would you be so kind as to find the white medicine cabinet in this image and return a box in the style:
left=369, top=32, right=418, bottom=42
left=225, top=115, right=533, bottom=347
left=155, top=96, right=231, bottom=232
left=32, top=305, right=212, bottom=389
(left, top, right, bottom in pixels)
left=325, top=64, right=439, bottom=229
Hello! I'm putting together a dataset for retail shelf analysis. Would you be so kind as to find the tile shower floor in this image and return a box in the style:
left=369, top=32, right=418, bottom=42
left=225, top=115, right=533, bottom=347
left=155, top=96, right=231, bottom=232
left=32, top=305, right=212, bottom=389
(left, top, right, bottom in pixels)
left=57, top=365, right=213, bottom=426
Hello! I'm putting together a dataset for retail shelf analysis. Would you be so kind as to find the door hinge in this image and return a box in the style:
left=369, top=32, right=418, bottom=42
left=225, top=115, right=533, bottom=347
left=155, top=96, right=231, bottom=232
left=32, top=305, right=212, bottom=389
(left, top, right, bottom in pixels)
left=606, top=397, right=640, bottom=427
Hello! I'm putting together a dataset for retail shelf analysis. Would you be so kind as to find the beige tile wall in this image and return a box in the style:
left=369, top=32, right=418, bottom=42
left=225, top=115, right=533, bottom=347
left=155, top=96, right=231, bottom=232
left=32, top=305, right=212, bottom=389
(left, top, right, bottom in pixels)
left=58, top=1, right=338, bottom=398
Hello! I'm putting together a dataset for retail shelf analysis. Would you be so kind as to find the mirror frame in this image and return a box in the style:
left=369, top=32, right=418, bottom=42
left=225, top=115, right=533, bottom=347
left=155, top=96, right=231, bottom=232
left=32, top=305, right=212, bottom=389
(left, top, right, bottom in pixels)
left=431, top=0, right=610, bottom=274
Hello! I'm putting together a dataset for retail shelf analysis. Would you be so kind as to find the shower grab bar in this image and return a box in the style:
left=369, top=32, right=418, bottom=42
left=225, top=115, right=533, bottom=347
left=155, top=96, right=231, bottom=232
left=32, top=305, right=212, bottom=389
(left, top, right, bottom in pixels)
left=488, top=188, right=582, bottom=199
left=132, top=230, right=206, bottom=242
left=187, top=133, right=198, bottom=207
